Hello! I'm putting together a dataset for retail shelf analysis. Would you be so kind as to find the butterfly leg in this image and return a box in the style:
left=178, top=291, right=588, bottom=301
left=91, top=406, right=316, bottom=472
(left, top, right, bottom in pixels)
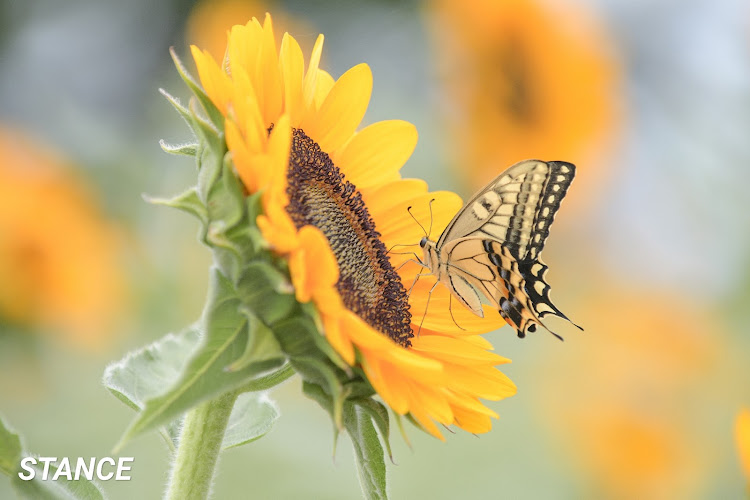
left=415, top=280, right=441, bottom=338
left=447, top=294, right=466, bottom=331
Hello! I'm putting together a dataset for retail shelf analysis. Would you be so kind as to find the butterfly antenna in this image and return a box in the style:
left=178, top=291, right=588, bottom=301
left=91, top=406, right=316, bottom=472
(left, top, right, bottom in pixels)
left=386, top=242, right=419, bottom=255
left=407, top=206, right=428, bottom=238
left=427, top=198, right=436, bottom=239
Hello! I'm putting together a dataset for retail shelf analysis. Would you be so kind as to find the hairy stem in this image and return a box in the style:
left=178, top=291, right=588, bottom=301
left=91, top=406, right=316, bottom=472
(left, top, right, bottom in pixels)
left=165, top=390, right=238, bottom=500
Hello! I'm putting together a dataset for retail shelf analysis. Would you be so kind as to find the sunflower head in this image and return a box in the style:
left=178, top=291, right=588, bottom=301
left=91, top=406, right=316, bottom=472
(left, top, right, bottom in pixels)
left=162, top=13, right=516, bottom=442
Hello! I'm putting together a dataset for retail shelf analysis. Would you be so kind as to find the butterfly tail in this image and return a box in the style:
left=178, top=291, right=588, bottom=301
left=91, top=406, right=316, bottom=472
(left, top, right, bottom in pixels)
left=518, top=258, right=583, bottom=332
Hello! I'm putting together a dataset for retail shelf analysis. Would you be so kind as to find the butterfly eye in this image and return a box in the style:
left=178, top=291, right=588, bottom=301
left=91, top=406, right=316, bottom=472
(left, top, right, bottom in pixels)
left=419, top=236, right=428, bottom=248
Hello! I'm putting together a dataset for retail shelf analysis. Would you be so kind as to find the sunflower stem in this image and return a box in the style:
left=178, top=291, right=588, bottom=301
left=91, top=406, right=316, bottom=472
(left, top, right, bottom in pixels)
left=164, top=389, right=238, bottom=500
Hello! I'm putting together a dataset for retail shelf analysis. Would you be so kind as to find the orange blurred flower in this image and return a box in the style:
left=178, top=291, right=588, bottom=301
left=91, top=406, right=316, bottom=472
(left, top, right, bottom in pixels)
left=428, top=0, right=621, bottom=209
left=186, top=0, right=310, bottom=61
left=534, top=285, right=720, bottom=498
left=0, top=127, right=124, bottom=348
left=737, top=408, right=750, bottom=489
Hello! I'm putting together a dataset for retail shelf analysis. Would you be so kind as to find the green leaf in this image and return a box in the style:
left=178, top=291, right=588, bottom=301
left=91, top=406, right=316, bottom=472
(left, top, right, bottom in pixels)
left=114, top=267, right=284, bottom=450
left=103, top=327, right=202, bottom=449
left=104, top=326, right=282, bottom=452
left=12, top=459, right=106, bottom=500
left=0, top=414, right=21, bottom=476
left=222, top=393, right=279, bottom=450
left=344, top=404, right=388, bottom=500
left=1, top=415, right=106, bottom=499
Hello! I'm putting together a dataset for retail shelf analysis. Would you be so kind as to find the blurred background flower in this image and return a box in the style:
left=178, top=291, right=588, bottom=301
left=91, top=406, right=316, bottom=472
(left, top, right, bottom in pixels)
left=428, top=0, right=621, bottom=211
left=738, top=408, right=750, bottom=490
left=0, top=126, right=125, bottom=348
left=0, top=0, right=748, bottom=499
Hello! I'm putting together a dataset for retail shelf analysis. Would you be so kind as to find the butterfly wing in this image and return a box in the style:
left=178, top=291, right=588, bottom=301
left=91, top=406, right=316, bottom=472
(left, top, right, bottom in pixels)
left=436, top=159, right=580, bottom=338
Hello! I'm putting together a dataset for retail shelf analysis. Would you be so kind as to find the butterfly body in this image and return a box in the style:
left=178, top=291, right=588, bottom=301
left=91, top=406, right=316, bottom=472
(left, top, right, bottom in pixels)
left=418, top=159, right=581, bottom=339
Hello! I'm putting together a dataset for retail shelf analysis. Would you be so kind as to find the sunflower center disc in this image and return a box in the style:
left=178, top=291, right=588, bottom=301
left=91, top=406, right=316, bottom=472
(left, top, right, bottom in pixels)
left=285, top=129, right=413, bottom=347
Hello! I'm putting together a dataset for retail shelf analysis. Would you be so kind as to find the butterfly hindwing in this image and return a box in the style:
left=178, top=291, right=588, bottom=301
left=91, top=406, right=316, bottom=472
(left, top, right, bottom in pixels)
left=441, top=237, right=546, bottom=338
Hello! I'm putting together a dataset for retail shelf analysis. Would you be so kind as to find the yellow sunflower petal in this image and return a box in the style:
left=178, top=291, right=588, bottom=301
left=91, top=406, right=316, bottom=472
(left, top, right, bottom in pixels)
left=361, top=178, right=428, bottom=215
left=266, top=113, right=292, bottom=182
left=334, top=120, right=416, bottom=189
left=446, top=390, right=500, bottom=419
left=303, top=63, right=373, bottom=153
left=410, top=382, right=454, bottom=424
left=375, top=191, right=463, bottom=247
left=225, top=121, right=261, bottom=192
left=228, top=68, right=265, bottom=147
left=302, top=34, right=324, bottom=108
left=279, top=33, right=305, bottom=125
left=190, top=46, right=232, bottom=115
left=259, top=13, right=283, bottom=123
left=323, top=315, right=355, bottom=365
left=300, top=225, right=339, bottom=288
left=362, top=358, right=409, bottom=414
left=410, top=335, right=510, bottom=365
left=409, top=405, right=445, bottom=441
left=440, top=363, right=517, bottom=400
left=313, top=69, right=336, bottom=110
left=451, top=405, right=493, bottom=434
left=408, top=277, right=507, bottom=335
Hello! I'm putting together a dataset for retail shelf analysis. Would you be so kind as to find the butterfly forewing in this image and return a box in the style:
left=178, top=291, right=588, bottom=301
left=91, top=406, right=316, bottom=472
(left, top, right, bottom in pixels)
left=430, top=159, right=579, bottom=339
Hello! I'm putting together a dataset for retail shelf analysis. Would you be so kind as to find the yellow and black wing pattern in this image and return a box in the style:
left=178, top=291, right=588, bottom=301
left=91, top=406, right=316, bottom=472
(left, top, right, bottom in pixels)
left=438, top=160, right=581, bottom=339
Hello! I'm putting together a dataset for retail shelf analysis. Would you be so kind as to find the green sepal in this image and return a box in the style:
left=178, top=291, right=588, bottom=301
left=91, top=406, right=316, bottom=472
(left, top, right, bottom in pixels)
left=189, top=99, right=225, bottom=163
left=143, top=188, right=208, bottom=228
left=159, top=88, right=193, bottom=128
left=295, top=357, right=346, bottom=430
left=343, top=404, right=388, bottom=500
left=392, top=413, right=412, bottom=450
left=169, top=47, right=224, bottom=131
left=234, top=262, right=296, bottom=325
left=349, top=398, right=393, bottom=462
left=159, top=139, right=198, bottom=157
left=302, top=381, right=341, bottom=447
left=225, top=308, right=282, bottom=372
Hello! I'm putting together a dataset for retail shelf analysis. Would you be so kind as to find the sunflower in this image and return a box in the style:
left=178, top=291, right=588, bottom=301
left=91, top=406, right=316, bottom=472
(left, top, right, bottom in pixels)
left=189, top=14, right=516, bottom=439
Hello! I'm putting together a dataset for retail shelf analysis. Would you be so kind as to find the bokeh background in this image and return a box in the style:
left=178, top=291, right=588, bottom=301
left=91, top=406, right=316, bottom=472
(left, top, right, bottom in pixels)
left=1, top=0, right=749, bottom=498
